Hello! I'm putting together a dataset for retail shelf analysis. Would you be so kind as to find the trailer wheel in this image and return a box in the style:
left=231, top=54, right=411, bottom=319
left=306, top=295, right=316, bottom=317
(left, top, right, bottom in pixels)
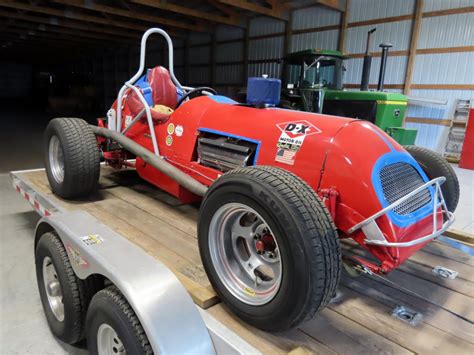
left=86, top=286, right=152, bottom=355
left=405, top=145, right=460, bottom=212
left=198, top=166, right=341, bottom=331
left=44, top=117, right=100, bottom=199
left=35, top=232, right=88, bottom=344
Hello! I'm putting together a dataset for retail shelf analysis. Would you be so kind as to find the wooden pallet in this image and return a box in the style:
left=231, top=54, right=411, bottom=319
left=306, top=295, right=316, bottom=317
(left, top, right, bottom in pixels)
left=18, top=167, right=474, bottom=354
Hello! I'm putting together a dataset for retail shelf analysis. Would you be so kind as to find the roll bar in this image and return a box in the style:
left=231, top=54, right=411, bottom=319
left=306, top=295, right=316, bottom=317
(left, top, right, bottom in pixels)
left=115, top=28, right=184, bottom=155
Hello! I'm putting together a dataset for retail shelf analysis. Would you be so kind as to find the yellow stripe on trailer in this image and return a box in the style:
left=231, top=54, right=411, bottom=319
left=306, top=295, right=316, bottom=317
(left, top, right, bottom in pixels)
left=376, top=100, right=408, bottom=106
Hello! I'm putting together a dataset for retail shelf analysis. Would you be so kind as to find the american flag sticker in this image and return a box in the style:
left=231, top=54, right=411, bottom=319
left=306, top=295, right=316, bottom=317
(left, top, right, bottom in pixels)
left=275, top=148, right=296, bottom=165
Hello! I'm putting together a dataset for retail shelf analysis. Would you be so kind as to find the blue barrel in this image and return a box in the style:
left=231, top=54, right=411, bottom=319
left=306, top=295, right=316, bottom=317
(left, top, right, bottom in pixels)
left=246, top=77, right=281, bottom=106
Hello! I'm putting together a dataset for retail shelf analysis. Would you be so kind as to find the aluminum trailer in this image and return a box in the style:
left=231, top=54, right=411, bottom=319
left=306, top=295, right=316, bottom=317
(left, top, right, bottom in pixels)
left=11, top=167, right=474, bottom=354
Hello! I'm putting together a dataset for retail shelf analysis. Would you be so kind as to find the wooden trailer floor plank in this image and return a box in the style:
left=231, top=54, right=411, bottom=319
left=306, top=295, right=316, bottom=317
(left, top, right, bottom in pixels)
left=328, top=286, right=474, bottom=354
left=16, top=168, right=474, bottom=354
left=340, top=274, right=474, bottom=343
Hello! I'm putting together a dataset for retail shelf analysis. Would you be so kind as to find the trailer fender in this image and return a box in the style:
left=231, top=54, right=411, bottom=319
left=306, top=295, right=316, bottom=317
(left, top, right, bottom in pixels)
left=35, top=210, right=215, bottom=355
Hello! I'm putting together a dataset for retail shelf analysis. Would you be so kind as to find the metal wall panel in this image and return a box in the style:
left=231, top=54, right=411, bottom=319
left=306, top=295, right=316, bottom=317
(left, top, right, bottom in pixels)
left=249, top=16, right=285, bottom=36
left=216, top=64, right=242, bottom=84
left=189, top=46, right=210, bottom=64
left=349, top=0, right=415, bottom=22
left=412, top=52, right=474, bottom=85
left=216, top=42, right=244, bottom=62
left=418, top=13, right=474, bottom=49
left=248, top=62, right=282, bottom=78
left=344, top=55, right=409, bottom=84
left=345, top=20, right=412, bottom=53
left=215, top=25, right=244, bottom=41
left=292, top=6, right=340, bottom=30
left=188, top=66, right=210, bottom=85
left=406, top=89, right=474, bottom=151
left=423, top=0, right=474, bottom=12
left=290, top=30, right=339, bottom=51
left=249, top=37, right=284, bottom=60
left=174, top=48, right=185, bottom=66
left=188, top=32, right=211, bottom=45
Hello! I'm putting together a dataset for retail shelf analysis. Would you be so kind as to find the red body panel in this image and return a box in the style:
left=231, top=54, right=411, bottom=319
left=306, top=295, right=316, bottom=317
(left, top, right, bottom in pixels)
left=106, top=95, right=440, bottom=273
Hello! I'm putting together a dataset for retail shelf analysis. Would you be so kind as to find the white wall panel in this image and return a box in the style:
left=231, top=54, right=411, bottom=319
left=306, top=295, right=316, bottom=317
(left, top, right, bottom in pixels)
left=249, top=37, right=284, bottom=60
left=412, top=52, right=474, bottom=85
left=405, top=122, right=446, bottom=151
left=290, top=30, right=339, bottom=52
left=345, top=20, right=412, bottom=53
left=349, top=0, right=415, bottom=22
left=418, top=13, right=474, bottom=49
left=292, top=6, right=340, bottom=30
left=344, top=55, right=408, bottom=84
left=216, top=42, right=244, bottom=62
left=249, top=16, right=285, bottom=36
left=423, top=0, right=474, bottom=12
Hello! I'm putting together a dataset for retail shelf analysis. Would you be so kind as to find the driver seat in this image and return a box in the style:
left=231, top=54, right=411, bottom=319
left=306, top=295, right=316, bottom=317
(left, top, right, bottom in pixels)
left=125, top=66, right=178, bottom=123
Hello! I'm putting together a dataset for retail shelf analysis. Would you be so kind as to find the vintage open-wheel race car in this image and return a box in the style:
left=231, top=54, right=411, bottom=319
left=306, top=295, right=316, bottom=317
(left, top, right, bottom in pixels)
left=40, top=28, right=458, bottom=345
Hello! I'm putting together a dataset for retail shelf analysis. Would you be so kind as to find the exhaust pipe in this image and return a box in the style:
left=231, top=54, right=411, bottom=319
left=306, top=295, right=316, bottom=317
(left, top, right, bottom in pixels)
left=377, top=43, right=393, bottom=92
left=360, top=28, right=376, bottom=91
left=89, top=125, right=209, bottom=197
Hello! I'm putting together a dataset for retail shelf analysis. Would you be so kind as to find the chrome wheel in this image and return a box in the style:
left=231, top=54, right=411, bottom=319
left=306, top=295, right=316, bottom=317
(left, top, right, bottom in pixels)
left=97, top=323, right=126, bottom=355
left=49, top=135, right=65, bottom=183
left=209, top=203, right=282, bottom=305
left=42, top=256, right=64, bottom=322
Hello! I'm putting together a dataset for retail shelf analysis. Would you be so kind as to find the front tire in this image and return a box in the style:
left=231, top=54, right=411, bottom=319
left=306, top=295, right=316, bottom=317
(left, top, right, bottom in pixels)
left=405, top=145, right=460, bottom=212
left=44, top=117, right=100, bottom=199
left=86, top=286, right=152, bottom=355
left=198, top=166, right=341, bottom=331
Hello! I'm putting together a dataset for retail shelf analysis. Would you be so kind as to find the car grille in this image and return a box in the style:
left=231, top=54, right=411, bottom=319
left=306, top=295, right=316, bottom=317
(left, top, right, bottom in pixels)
left=380, top=162, right=431, bottom=215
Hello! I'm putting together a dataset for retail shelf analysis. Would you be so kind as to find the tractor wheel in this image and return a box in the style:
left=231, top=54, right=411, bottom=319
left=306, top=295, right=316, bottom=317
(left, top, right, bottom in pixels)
left=198, top=166, right=341, bottom=331
left=44, top=117, right=100, bottom=199
left=86, top=286, right=152, bottom=355
left=35, top=232, right=89, bottom=344
left=405, top=145, right=460, bottom=212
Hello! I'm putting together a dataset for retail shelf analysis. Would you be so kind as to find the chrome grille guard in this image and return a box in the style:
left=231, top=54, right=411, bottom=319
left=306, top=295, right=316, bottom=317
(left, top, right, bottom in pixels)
left=348, top=177, right=455, bottom=247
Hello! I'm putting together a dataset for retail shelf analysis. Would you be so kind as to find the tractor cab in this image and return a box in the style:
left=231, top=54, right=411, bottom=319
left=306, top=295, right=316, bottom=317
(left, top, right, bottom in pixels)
left=281, top=49, right=347, bottom=113
left=280, top=30, right=417, bottom=146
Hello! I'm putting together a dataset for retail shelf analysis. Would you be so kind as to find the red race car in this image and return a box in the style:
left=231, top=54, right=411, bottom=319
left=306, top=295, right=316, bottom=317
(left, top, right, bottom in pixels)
left=44, top=29, right=456, bottom=331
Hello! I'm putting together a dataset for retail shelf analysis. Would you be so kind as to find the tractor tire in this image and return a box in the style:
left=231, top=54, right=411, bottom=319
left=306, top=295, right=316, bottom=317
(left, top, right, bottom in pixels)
left=35, top=232, right=89, bottom=344
left=44, top=117, right=100, bottom=199
left=86, top=286, right=152, bottom=355
left=198, top=166, right=341, bottom=331
left=405, top=145, right=460, bottom=212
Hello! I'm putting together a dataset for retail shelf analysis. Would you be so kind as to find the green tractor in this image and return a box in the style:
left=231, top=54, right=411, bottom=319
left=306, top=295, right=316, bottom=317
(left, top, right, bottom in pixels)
left=280, top=29, right=417, bottom=145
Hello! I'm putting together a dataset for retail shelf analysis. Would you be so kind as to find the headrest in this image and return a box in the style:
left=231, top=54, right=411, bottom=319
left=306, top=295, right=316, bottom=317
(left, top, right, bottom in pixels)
left=147, top=66, right=178, bottom=109
left=246, top=77, right=281, bottom=107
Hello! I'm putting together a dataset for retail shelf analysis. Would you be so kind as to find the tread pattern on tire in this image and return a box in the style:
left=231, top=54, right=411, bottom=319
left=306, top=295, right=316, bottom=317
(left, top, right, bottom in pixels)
left=46, top=117, right=100, bottom=198
left=212, top=166, right=341, bottom=327
left=405, top=145, right=460, bottom=212
left=96, top=286, right=152, bottom=354
left=42, top=232, right=88, bottom=343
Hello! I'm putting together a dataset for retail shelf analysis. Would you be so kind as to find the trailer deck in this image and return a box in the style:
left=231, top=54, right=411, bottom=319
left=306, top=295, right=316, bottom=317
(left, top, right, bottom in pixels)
left=12, top=166, right=473, bottom=354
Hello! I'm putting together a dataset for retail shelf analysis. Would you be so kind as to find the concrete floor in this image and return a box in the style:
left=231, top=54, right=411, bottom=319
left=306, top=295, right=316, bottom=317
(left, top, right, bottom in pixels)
left=0, top=105, right=472, bottom=353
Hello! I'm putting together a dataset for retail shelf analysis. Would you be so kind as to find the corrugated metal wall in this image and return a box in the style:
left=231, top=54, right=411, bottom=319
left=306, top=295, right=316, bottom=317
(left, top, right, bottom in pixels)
left=96, top=0, right=473, bottom=152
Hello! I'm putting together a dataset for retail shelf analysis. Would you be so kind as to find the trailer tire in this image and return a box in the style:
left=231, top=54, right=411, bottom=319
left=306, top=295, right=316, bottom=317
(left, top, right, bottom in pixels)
left=35, top=232, right=88, bottom=344
left=86, top=286, right=152, bottom=355
left=405, top=145, right=459, bottom=212
left=198, top=166, right=341, bottom=331
left=44, top=117, right=100, bottom=199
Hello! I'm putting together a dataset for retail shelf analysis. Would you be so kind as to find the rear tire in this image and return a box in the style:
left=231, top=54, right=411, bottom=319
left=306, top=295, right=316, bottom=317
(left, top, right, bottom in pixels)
left=405, top=145, right=459, bottom=212
left=86, top=286, right=152, bottom=355
left=44, top=117, right=100, bottom=199
left=198, top=166, right=341, bottom=331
